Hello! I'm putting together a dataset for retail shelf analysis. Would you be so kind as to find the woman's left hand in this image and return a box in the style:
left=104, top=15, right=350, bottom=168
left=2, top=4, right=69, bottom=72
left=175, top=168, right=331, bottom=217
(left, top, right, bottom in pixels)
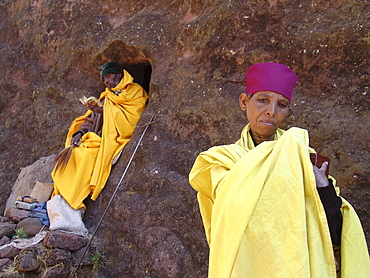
left=313, top=162, right=329, bottom=188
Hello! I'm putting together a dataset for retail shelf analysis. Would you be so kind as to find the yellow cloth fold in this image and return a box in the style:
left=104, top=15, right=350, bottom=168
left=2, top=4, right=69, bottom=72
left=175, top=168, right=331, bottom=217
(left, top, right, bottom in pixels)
left=52, top=70, right=148, bottom=210
left=189, top=124, right=370, bottom=278
left=339, top=198, right=370, bottom=277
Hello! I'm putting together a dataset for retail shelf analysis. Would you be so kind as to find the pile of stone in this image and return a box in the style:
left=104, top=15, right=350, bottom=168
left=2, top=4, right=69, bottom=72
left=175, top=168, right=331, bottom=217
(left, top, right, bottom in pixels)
left=0, top=157, right=98, bottom=277
left=0, top=211, right=95, bottom=277
left=0, top=208, right=97, bottom=277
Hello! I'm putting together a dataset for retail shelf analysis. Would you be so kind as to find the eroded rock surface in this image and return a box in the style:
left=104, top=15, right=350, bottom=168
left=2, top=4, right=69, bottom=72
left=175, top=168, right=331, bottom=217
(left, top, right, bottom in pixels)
left=0, top=0, right=369, bottom=277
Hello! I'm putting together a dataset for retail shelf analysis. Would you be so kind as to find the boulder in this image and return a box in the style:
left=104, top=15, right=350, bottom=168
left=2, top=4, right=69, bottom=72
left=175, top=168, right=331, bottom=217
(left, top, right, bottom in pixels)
left=45, top=248, right=72, bottom=267
left=16, top=218, right=44, bottom=237
left=0, top=236, right=11, bottom=246
left=0, top=258, right=12, bottom=268
left=8, top=208, right=30, bottom=223
left=43, top=231, right=89, bottom=251
left=4, top=155, right=55, bottom=217
left=0, top=223, right=16, bottom=238
left=0, top=246, right=20, bottom=259
left=14, top=249, right=39, bottom=272
left=0, top=217, right=10, bottom=223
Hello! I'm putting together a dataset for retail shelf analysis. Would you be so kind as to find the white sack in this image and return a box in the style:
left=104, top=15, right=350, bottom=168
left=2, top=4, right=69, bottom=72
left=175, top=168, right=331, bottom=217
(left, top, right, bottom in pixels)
left=47, top=195, right=88, bottom=236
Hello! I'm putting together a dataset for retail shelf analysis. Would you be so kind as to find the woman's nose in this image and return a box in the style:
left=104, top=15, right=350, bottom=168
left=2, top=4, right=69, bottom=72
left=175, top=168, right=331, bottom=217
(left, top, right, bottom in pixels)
left=266, top=102, right=277, bottom=116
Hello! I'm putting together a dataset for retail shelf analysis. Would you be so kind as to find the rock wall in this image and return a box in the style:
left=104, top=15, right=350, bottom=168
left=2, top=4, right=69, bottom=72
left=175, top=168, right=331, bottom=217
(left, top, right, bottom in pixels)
left=0, top=0, right=369, bottom=277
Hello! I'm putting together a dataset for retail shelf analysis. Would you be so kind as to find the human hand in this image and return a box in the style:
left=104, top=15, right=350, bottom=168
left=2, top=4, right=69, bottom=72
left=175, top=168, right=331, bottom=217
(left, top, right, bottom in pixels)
left=87, top=103, right=103, bottom=114
left=71, top=133, right=82, bottom=147
left=313, top=162, right=329, bottom=188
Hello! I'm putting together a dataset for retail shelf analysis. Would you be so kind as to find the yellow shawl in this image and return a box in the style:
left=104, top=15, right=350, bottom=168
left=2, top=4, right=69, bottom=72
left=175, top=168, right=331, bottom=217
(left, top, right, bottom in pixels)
left=52, top=70, right=148, bottom=210
left=189, top=124, right=370, bottom=278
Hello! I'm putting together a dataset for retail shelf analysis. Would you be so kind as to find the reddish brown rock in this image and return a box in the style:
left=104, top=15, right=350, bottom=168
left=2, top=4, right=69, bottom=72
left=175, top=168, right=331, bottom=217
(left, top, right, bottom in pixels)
left=8, top=208, right=30, bottom=223
left=45, top=248, right=72, bottom=267
left=71, top=246, right=92, bottom=266
left=0, top=245, right=20, bottom=259
left=43, top=231, right=88, bottom=251
left=16, top=218, right=44, bottom=237
left=0, top=223, right=16, bottom=238
left=14, top=249, right=39, bottom=272
left=0, top=217, right=10, bottom=223
left=141, top=226, right=192, bottom=278
left=0, top=258, right=12, bottom=268
left=0, top=1, right=369, bottom=277
left=0, top=236, right=10, bottom=246
left=43, top=266, right=70, bottom=278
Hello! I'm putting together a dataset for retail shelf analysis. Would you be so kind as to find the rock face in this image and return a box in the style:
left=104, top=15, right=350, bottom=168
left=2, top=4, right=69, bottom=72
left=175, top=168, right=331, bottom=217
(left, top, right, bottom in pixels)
left=0, top=0, right=369, bottom=277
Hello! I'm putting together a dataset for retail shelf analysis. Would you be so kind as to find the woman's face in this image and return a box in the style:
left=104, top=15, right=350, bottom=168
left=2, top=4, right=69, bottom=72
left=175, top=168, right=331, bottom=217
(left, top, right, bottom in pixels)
left=239, top=91, right=291, bottom=143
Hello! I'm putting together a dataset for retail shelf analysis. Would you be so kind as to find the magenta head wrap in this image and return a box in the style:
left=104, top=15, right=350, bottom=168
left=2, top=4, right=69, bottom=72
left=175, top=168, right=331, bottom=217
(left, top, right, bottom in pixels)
left=245, top=62, right=298, bottom=102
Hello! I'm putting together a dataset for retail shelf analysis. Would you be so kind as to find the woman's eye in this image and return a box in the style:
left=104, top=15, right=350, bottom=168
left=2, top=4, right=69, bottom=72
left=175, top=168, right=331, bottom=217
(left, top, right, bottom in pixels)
left=278, top=103, right=287, bottom=108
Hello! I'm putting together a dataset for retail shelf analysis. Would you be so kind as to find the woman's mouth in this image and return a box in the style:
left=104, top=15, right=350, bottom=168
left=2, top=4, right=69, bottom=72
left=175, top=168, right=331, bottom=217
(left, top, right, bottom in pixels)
left=261, top=121, right=275, bottom=126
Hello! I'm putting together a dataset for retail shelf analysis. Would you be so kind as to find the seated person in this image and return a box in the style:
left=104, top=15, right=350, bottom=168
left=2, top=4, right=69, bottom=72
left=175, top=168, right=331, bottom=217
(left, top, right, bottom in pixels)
left=52, top=62, right=148, bottom=210
left=189, top=63, right=370, bottom=277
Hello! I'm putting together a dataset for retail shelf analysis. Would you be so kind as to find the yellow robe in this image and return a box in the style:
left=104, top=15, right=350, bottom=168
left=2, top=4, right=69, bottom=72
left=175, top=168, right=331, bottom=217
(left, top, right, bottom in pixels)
left=189, top=124, right=370, bottom=278
left=52, top=70, right=148, bottom=210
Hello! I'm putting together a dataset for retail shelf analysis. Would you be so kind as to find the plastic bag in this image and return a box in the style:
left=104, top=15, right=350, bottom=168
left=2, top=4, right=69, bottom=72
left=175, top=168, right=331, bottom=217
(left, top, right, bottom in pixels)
left=47, top=195, right=88, bottom=236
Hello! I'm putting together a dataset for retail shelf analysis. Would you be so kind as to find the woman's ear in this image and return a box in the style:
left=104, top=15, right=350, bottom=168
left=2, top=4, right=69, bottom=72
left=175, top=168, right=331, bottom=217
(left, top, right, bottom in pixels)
left=239, top=93, right=248, bottom=111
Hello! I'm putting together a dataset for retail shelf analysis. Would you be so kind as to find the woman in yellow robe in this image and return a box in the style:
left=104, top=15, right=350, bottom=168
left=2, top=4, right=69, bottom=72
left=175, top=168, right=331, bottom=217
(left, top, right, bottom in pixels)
left=189, top=63, right=370, bottom=278
left=52, top=62, right=148, bottom=210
